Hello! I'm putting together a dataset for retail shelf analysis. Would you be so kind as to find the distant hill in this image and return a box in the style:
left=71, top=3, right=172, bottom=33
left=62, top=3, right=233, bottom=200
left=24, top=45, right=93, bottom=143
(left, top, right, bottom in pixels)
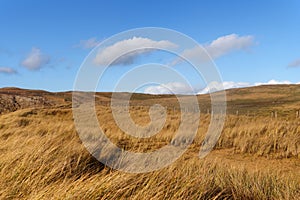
left=1, top=84, right=300, bottom=117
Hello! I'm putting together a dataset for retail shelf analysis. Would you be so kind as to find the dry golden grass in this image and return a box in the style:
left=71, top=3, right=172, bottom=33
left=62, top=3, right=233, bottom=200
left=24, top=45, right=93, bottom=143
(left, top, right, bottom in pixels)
left=0, top=104, right=300, bottom=199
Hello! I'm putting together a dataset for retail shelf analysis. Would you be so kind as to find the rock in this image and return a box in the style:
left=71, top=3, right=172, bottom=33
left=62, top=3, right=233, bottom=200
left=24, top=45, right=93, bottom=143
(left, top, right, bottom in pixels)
left=0, top=93, right=52, bottom=114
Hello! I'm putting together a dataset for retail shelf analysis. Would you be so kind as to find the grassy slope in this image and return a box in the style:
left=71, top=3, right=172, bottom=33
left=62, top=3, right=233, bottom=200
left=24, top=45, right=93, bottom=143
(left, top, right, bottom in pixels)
left=0, top=85, right=300, bottom=199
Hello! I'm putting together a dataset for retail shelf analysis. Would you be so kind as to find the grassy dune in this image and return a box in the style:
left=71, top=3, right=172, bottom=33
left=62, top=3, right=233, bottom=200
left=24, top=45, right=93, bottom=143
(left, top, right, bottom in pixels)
left=0, top=101, right=300, bottom=199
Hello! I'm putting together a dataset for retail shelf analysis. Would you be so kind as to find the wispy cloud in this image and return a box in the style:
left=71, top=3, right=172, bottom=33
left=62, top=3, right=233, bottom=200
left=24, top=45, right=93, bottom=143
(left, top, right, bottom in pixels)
left=0, top=67, right=17, bottom=75
left=74, top=37, right=101, bottom=49
left=254, top=79, right=295, bottom=86
left=287, top=58, right=300, bottom=68
left=144, top=79, right=300, bottom=95
left=205, top=34, right=254, bottom=58
left=21, top=47, right=50, bottom=70
left=144, top=82, right=196, bottom=95
left=94, top=37, right=178, bottom=66
left=198, top=81, right=251, bottom=94
left=172, top=34, right=255, bottom=65
left=199, top=80, right=299, bottom=94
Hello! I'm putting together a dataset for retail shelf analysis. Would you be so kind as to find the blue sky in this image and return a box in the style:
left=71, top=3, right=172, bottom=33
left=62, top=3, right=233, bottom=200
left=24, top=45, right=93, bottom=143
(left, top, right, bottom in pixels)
left=0, top=0, right=300, bottom=93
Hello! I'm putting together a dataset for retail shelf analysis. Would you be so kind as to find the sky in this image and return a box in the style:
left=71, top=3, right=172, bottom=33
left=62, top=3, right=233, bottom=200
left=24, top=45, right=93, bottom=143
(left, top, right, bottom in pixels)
left=0, top=0, right=300, bottom=94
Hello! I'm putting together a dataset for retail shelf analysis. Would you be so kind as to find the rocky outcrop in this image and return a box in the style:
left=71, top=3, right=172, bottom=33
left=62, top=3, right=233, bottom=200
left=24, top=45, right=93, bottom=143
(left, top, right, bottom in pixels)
left=0, top=94, right=52, bottom=114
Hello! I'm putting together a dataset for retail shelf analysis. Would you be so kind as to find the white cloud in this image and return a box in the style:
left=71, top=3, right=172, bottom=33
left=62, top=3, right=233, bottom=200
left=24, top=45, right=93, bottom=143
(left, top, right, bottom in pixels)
left=288, top=58, right=300, bottom=68
left=143, top=80, right=300, bottom=95
left=254, top=79, right=295, bottom=86
left=94, top=37, right=177, bottom=66
left=144, top=82, right=195, bottom=95
left=199, top=80, right=300, bottom=94
left=198, top=81, right=251, bottom=94
left=0, top=67, right=17, bottom=74
left=74, top=37, right=101, bottom=49
left=21, top=47, right=50, bottom=70
left=205, top=34, right=254, bottom=58
left=172, top=34, right=254, bottom=65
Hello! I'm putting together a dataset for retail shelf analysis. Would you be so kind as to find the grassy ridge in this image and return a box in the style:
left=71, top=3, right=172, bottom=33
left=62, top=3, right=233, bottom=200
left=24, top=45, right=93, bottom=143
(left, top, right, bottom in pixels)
left=2, top=84, right=300, bottom=116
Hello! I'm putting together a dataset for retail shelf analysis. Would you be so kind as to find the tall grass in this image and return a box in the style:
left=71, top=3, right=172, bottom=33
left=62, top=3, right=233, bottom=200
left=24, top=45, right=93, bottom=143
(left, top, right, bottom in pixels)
left=0, top=106, right=299, bottom=199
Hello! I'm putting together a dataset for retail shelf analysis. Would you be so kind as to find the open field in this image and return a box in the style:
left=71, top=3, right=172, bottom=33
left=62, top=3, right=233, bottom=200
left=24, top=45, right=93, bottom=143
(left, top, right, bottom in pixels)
left=0, top=85, right=300, bottom=199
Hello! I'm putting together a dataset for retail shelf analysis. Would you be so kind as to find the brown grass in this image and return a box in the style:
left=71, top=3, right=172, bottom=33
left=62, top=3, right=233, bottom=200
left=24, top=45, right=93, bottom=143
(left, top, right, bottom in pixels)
left=0, top=104, right=300, bottom=199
